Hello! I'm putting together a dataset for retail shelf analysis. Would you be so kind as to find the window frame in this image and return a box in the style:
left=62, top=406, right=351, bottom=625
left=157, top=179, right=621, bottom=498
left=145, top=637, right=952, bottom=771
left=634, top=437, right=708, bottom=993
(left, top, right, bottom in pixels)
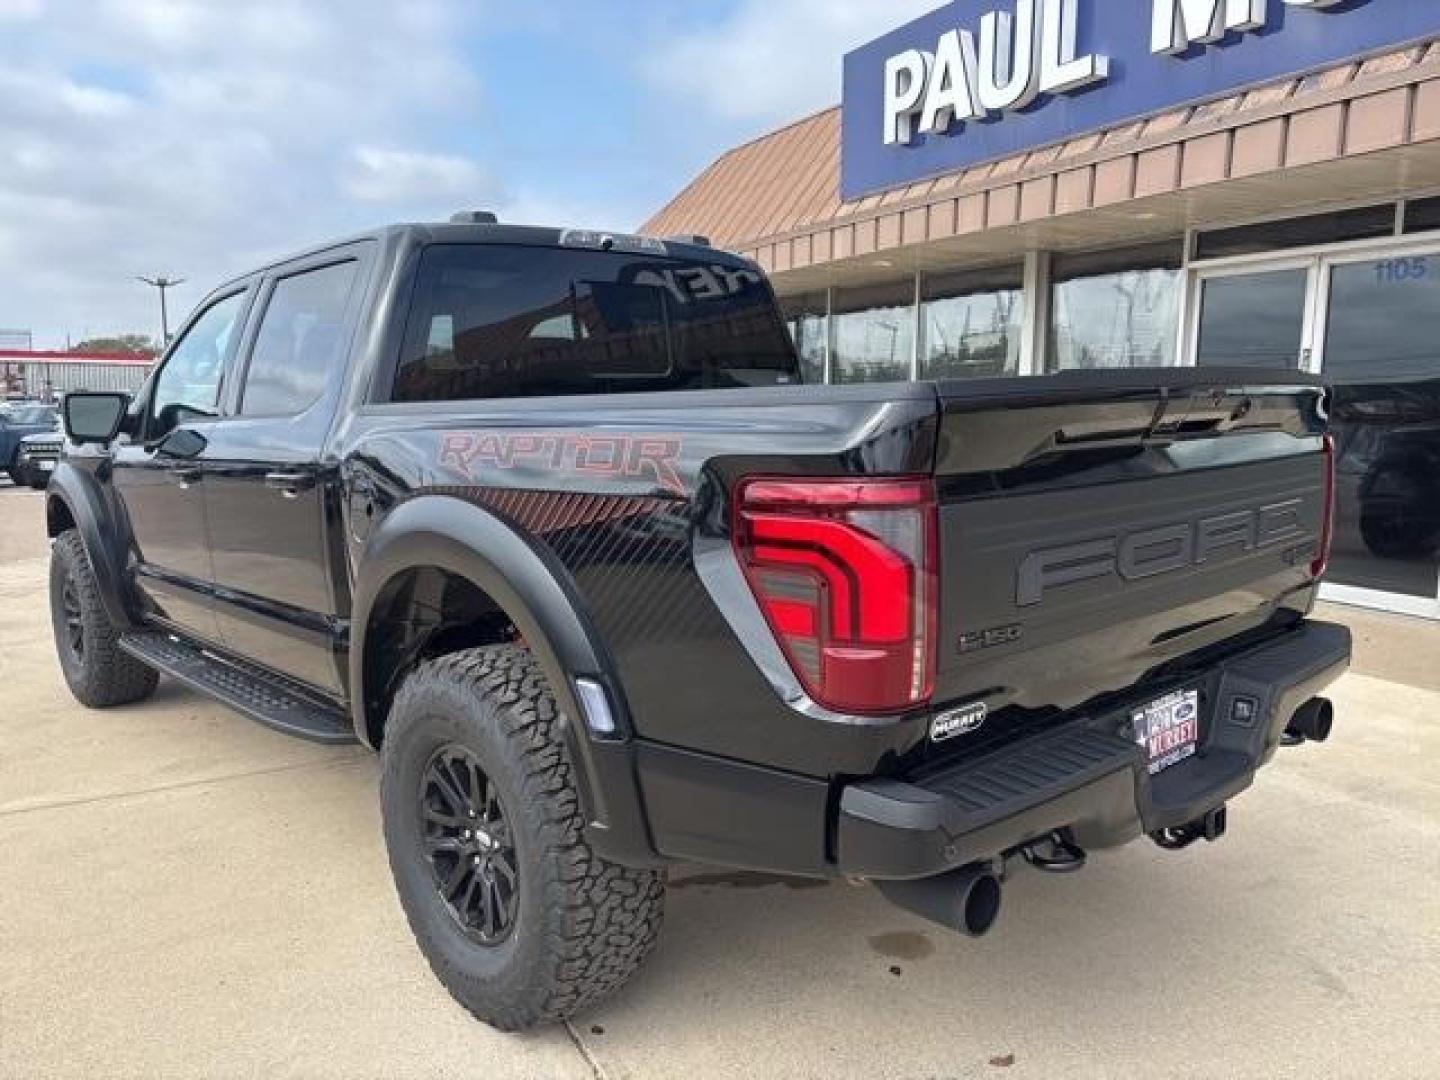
left=229, top=250, right=367, bottom=420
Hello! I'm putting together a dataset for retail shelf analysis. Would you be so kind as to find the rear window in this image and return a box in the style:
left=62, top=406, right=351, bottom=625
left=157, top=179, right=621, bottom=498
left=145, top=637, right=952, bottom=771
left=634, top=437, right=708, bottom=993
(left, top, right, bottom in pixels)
left=389, top=244, right=801, bottom=402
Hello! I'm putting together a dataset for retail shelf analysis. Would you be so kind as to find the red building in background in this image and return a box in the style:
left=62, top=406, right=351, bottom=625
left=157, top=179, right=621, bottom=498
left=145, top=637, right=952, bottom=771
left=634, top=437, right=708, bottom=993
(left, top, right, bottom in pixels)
left=0, top=349, right=155, bottom=400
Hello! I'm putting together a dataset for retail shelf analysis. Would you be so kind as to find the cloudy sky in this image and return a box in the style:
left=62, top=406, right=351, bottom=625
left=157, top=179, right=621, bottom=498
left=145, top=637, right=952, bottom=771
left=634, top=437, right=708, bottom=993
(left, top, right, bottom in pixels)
left=0, top=0, right=938, bottom=348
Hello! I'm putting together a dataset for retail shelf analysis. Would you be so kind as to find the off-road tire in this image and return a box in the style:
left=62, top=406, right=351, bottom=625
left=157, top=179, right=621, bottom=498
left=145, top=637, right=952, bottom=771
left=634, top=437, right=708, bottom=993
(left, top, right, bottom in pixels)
left=49, top=529, right=158, bottom=707
left=380, top=645, right=664, bottom=1031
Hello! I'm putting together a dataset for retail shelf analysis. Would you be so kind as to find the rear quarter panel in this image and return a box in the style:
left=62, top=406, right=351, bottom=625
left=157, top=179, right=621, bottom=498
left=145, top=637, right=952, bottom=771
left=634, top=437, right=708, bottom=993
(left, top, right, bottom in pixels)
left=340, top=384, right=942, bottom=776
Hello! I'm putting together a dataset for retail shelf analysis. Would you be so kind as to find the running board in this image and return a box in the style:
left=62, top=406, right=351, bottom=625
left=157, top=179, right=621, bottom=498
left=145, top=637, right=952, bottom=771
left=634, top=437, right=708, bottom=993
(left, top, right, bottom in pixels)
left=119, top=629, right=357, bottom=744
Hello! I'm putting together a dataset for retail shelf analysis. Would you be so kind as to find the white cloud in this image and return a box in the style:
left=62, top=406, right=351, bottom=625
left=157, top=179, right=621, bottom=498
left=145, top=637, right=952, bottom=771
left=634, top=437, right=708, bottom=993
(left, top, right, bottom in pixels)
left=0, top=0, right=43, bottom=21
left=0, top=1, right=614, bottom=347
left=0, top=1, right=933, bottom=347
left=644, top=0, right=940, bottom=128
left=343, top=147, right=493, bottom=206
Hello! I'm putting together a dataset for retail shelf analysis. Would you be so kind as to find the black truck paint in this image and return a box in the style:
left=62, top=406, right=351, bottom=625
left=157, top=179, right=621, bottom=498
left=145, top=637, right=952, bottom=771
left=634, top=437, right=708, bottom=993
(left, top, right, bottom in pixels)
left=45, top=219, right=1351, bottom=1027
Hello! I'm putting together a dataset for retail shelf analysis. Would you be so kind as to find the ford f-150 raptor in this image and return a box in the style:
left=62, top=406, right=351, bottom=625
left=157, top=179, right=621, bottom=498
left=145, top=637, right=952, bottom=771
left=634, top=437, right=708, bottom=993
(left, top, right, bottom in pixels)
left=46, top=214, right=1350, bottom=1030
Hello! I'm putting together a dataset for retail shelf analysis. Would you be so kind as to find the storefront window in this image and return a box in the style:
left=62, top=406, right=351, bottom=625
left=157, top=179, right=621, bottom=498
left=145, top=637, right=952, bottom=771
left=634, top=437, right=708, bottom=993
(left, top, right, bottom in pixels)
left=1404, top=196, right=1440, bottom=236
left=1195, top=268, right=1308, bottom=369
left=781, top=292, right=828, bottom=384
left=1195, top=205, right=1394, bottom=261
left=921, top=266, right=1023, bottom=379
left=832, top=281, right=915, bottom=384
left=1323, top=254, right=1440, bottom=600
left=1049, top=244, right=1183, bottom=371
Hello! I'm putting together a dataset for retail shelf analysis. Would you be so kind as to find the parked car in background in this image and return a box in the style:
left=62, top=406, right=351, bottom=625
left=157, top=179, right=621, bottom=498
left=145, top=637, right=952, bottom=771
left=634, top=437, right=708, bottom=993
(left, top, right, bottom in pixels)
left=1, top=403, right=58, bottom=481
left=12, top=428, right=63, bottom=489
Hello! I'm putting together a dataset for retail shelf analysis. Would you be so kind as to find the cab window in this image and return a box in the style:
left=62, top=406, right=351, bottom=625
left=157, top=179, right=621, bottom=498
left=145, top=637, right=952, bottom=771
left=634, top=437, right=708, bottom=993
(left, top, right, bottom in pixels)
left=149, top=291, right=247, bottom=438
left=240, top=260, right=359, bottom=417
left=390, top=244, right=800, bottom=402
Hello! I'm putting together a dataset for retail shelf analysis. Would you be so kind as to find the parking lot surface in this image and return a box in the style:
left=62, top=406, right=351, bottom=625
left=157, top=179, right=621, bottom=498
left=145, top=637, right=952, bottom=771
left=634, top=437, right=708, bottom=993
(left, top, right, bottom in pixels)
left=1, top=480, right=1437, bottom=1079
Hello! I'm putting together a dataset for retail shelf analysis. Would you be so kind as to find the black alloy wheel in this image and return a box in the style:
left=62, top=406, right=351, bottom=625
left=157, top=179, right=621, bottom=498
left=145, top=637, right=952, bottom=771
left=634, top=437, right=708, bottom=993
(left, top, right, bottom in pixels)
left=48, top=529, right=158, bottom=708
left=421, top=744, right=519, bottom=945
left=59, top=573, right=85, bottom=661
left=380, top=645, right=665, bottom=1030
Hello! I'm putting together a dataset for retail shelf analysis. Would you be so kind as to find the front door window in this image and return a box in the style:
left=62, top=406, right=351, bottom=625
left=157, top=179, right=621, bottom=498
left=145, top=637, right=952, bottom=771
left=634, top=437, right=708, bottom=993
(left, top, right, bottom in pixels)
left=149, top=291, right=246, bottom=439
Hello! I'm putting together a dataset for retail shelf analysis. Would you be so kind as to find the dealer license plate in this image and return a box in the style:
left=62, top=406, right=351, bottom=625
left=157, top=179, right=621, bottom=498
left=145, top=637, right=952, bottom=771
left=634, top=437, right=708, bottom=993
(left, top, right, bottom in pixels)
left=1131, top=688, right=1199, bottom=775
left=39, top=460, right=54, bottom=472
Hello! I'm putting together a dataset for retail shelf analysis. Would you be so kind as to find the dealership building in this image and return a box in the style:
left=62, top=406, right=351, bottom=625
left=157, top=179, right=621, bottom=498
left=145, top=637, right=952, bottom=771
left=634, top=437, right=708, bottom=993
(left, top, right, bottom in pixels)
left=646, top=0, right=1440, bottom=617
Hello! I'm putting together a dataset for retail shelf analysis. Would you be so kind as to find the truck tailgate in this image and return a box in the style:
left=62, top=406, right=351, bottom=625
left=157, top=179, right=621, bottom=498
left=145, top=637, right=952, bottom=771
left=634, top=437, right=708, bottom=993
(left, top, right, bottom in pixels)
left=931, top=369, right=1329, bottom=720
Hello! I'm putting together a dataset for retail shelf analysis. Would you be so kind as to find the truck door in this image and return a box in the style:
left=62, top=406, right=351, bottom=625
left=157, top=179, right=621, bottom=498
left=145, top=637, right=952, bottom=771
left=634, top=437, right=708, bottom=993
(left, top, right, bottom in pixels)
left=111, top=287, right=253, bottom=643
left=201, top=247, right=370, bottom=696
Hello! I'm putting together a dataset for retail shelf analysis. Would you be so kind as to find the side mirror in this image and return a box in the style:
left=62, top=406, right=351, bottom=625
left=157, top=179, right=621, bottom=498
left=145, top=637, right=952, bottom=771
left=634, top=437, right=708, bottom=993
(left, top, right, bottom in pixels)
left=63, top=392, right=131, bottom=446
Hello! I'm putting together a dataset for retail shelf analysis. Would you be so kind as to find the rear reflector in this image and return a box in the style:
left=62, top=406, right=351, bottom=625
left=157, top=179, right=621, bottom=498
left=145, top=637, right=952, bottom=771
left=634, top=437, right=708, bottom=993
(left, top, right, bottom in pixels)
left=733, top=477, right=938, bottom=715
left=1311, top=433, right=1336, bottom=580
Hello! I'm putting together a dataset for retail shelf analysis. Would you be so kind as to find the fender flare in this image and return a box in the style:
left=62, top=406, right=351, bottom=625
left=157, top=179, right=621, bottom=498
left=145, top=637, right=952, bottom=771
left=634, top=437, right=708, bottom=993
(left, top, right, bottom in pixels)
left=350, top=494, right=658, bottom=865
left=46, top=461, right=136, bottom=631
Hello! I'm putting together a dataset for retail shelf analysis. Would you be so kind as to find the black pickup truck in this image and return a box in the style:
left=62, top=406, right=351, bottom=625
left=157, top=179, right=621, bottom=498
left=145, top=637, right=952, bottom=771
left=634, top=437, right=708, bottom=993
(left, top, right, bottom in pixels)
left=47, top=215, right=1349, bottom=1030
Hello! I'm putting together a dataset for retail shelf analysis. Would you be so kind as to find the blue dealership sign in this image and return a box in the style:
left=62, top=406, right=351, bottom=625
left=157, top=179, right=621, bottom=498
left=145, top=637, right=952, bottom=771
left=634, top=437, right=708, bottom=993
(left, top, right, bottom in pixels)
left=842, top=0, right=1440, bottom=201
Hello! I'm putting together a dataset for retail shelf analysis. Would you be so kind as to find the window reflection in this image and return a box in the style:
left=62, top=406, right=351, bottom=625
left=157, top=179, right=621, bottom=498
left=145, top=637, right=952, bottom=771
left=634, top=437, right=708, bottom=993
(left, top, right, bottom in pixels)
left=1195, top=269, right=1307, bottom=369
left=921, top=266, right=1023, bottom=379
left=1050, top=244, right=1183, bottom=371
left=781, top=292, right=828, bottom=384
left=832, top=281, right=914, bottom=384
left=1324, top=255, right=1440, bottom=599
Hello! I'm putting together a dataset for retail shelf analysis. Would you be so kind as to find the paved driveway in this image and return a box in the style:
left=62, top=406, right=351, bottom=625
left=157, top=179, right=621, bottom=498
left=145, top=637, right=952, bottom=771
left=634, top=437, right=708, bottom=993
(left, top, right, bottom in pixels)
left=1, top=482, right=1437, bottom=1078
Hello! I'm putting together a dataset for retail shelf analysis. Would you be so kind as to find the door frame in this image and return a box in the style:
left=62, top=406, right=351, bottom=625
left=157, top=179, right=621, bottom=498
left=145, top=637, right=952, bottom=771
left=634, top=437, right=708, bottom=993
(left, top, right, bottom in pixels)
left=1184, top=235, right=1440, bottom=617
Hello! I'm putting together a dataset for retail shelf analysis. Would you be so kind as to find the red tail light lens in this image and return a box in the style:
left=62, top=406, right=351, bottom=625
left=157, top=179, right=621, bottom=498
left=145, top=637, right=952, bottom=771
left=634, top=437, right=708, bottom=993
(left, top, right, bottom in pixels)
left=1312, top=433, right=1336, bottom=580
left=733, top=477, right=938, bottom=715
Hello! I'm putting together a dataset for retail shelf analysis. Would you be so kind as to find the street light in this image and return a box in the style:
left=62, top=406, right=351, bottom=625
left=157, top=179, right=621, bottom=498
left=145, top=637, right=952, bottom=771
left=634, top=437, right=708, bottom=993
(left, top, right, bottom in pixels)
left=137, top=275, right=185, bottom=345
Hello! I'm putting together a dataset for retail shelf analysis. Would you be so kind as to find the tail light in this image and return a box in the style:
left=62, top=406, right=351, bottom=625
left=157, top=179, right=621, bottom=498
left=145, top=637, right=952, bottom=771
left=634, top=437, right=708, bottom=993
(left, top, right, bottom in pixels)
left=733, top=477, right=938, bottom=715
left=1311, top=433, right=1336, bottom=580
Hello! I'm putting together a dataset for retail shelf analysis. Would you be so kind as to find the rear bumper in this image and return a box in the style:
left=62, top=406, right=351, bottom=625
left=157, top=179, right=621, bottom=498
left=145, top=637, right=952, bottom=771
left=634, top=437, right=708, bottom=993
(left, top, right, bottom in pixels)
left=836, top=619, right=1351, bottom=879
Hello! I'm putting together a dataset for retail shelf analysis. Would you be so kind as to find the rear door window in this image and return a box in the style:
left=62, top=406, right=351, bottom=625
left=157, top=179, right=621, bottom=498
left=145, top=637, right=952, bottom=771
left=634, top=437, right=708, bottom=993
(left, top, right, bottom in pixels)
left=390, top=244, right=801, bottom=402
left=240, top=260, right=359, bottom=417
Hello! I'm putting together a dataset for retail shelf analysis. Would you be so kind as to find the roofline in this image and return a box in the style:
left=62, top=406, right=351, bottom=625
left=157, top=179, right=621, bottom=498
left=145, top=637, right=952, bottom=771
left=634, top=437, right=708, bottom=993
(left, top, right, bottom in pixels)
left=722, top=104, right=841, bottom=158
left=206, top=219, right=744, bottom=302
left=641, top=106, right=841, bottom=235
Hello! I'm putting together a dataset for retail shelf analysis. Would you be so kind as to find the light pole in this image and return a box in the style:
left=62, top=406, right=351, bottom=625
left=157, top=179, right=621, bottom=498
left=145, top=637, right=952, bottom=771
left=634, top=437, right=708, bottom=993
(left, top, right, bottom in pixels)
left=137, top=275, right=184, bottom=345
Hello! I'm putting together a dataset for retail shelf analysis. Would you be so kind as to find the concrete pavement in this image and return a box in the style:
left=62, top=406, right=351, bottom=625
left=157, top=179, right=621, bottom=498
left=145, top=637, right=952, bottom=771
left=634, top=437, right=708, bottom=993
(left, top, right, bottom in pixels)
left=1, top=481, right=1437, bottom=1078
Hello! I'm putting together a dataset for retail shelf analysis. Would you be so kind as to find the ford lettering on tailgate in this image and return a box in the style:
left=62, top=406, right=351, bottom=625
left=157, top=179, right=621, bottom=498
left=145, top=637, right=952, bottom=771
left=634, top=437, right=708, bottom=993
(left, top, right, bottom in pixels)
left=1017, top=497, right=1313, bottom=608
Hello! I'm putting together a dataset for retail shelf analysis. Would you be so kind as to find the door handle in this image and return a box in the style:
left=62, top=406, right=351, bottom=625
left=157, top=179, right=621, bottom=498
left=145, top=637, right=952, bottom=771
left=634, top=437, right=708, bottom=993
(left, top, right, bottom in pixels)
left=265, top=470, right=317, bottom=498
left=167, top=465, right=202, bottom=488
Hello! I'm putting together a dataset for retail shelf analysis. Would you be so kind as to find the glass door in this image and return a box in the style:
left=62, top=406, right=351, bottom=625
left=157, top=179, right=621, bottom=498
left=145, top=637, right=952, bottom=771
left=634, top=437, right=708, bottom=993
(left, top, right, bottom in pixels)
left=1315, top=246, right=1440, bottom=616
left=1187, top=257, right=1319, bottom=372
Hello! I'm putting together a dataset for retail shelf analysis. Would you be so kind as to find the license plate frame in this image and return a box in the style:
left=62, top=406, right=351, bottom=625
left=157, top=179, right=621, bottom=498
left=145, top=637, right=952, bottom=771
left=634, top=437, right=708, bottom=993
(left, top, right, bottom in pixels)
left=1131, top=688, right=1200, bottom=775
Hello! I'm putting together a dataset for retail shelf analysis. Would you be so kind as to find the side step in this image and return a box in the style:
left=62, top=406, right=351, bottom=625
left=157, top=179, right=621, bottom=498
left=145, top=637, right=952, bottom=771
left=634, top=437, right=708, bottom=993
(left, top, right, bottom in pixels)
left=119, top=629, right=357, bottom=745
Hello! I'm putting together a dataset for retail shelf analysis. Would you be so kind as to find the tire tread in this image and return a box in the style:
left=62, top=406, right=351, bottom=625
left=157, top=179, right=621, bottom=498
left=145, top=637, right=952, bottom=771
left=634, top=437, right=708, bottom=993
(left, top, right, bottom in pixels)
left=381, top=645, right=663, bottom=1030
left=51, top=530, right=158, bottom=708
